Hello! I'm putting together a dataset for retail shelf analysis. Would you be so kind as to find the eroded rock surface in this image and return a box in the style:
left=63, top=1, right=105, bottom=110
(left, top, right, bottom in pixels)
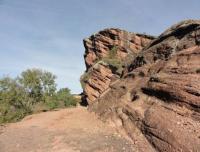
left=83, top=20, right=200, bottom=151
left=81, top=28, right=154, bottom=104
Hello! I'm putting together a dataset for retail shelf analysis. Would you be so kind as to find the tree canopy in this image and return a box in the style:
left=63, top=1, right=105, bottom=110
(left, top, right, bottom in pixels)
left=0, top=68, right=78, bottom=123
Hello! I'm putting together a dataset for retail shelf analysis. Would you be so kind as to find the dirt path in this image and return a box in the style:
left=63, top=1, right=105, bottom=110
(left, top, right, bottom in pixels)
left=0, top=106, right=135, bottom=152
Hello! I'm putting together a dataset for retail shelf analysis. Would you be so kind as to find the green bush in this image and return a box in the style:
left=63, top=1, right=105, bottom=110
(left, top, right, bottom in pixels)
left=0, top=69, right=77, bottom=124
left=102, top=58, right=122, bottom=70
left=108, top=46, right=118, bottom=58
left=102, top=46, right=123, bottom=74
left=56, top=88, right=77, bottom=107
left=46, top=100, right=59, bottom=110
left=104, top=45, right=123, bottom=73
left=0, top=104, right=29, bottom=123
left=0, top=77, right=31, bottom=123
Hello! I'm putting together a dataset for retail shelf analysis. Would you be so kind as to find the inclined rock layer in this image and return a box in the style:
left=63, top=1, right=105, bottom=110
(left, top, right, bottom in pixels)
left=81, top=28, right=154, bottom=104
left=86, top=20, right=200, bottom=152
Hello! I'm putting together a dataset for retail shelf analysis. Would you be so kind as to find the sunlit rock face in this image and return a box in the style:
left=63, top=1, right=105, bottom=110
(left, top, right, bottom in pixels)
left=84, top=20, right=200, bottom=152
left=81, top=28, right=154, bottom=104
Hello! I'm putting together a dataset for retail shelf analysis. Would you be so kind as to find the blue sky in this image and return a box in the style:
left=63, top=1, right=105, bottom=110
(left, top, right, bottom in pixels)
left=0, top=0, right=199, bottom=93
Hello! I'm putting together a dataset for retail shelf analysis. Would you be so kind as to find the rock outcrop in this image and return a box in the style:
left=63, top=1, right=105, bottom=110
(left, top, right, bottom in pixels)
left=81, top=28, right=154, bottom=104
left=82, top=20, right=200, bottom=151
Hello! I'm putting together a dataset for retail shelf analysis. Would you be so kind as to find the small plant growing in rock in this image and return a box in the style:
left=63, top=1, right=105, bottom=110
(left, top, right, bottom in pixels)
left=108, top=46, right=118, bottom=58
left=101, top=46, right=124, bottom=74
left=80, top=72, right=91, bottom=89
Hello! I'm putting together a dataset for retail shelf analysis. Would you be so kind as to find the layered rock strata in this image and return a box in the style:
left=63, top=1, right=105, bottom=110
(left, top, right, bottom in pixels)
left=81, top=28, right=154, bottom=104
left=83, top=20, right=200, bottom=151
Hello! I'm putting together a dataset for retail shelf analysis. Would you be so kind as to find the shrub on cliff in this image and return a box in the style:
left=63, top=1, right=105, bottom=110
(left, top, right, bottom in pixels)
left=80, top=71, right=91, bottom=89
left=102, top=46, right=123, bottom=74
left=80, top=45, right=123, bottom=89
left=108, top=46, right=118, bottom=58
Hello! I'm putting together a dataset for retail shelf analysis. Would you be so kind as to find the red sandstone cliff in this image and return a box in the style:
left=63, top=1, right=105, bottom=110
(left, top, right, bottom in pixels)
left=81, top=28, right=154, bottom=104
left=82, top=20, right=200, bottom=151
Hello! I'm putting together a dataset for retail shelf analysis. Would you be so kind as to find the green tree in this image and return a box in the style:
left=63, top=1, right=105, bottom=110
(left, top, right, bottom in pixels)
left=0, top=69, right=77, bottom=124
left=0, top=77, right=30, bottom=123
left=40, top=71, right=56, bottom=96
left=18, top=69, right=57, bottom=104
left=56, top=88, right=77, bottom=107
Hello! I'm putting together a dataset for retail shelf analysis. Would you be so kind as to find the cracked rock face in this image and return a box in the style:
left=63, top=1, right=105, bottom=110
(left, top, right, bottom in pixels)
left=86, top=20, right=200, bottom=151
left=81, top=28, right=154, bottom=104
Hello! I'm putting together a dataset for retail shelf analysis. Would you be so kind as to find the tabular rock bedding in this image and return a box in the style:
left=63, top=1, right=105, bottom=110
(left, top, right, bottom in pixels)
left=81, top=28, right=154, bottom=104
left=81, top=20, right=200, bottom=152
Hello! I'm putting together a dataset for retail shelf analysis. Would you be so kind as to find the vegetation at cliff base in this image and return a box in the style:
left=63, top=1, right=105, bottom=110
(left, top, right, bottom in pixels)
left=0, top=68, right=78, bottom=123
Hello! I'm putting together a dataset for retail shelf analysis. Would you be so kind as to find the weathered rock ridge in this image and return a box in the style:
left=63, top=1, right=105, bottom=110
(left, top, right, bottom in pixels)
left=81, top=20, right=200, bottom=151
left=81, top=28, right=154, bottom=104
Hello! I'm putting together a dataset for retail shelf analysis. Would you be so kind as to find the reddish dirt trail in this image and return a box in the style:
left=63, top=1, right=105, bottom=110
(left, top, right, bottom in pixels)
left=0, top=106, right=135, bottom=152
